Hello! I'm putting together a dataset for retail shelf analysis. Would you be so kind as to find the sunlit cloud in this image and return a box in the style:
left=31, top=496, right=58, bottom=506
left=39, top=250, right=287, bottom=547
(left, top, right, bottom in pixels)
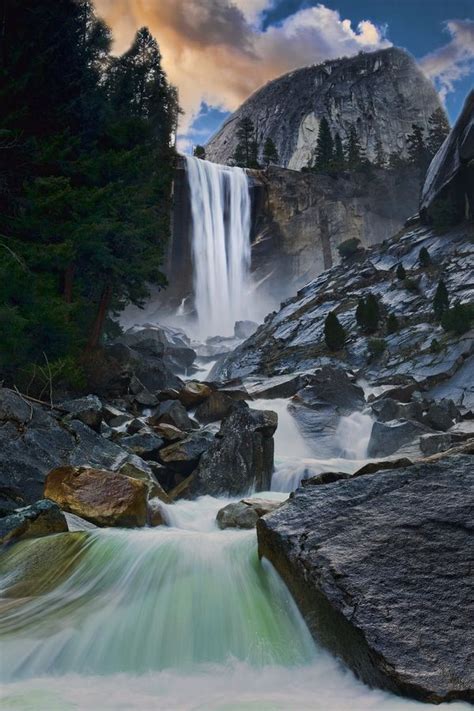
left=419, top=19, right=474, bottom=102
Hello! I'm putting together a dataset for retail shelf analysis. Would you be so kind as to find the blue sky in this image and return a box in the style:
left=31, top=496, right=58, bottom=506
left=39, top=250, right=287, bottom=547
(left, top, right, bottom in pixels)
left=182, top=0, right=473, bottom=151
left=95, top=0, right=474, bottom=152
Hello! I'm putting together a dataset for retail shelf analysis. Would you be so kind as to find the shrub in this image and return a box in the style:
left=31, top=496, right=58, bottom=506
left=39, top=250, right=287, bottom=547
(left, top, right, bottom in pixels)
left=441, top=303, right=474, bottom=336
left=404, top=278, right=419, bottom=293
left=324, top=311, right=346, bottom=351
left=386, top=313, right=399, bottom=334
left=433, top=279, right=449, bottom=320
left=430, top=196, right=459, bottom=233
left=338, top=238, right=361, bottom=260
left=430, top=338, right=441, bottom=354
left=367, top=338, right=386, bottom=361
left=364, top=293, right=380, bottom=333
left=419, top=246, right=431, bottom=268
left=396, top=263, right=406, bottom=280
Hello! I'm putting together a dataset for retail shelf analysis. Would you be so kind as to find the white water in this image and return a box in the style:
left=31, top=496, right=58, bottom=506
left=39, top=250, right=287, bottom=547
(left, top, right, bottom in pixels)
left=185, top=156, right=251, bottom=339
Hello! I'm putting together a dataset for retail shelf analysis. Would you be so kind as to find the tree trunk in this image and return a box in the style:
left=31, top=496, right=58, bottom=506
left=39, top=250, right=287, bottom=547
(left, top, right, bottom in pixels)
left=64, top=264, right=74, bottom=303
left=86, top=285, right=112, bottom=351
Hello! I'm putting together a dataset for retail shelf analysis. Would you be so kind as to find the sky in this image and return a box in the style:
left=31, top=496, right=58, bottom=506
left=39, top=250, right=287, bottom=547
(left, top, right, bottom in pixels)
left=94, top=0, right=474, bottom=153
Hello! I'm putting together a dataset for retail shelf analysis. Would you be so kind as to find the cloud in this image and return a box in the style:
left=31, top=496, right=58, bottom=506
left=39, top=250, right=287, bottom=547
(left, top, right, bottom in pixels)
left=419, top=19, right=474, bottom=101
left=94, top=0, right=390, bottom=138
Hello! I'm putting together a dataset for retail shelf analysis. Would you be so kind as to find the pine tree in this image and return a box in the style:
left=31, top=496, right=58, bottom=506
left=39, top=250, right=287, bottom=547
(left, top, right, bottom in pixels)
left=356, top=297, right=367, bottom=330
left=332, top=133, right=345, bottom=172
left=396, top=263, right=406, bottom=280
left=427, top=109, right=450, bottom=156
left=233, top=117, right=257, bottom=168
left=263, top=137, right=279, bottom=166
left=364, top=293, right=380, bottom=334
left=347, top=125, right=362, bottom=169
left=406, top=123, right=429, bottom=170
left=433, top=279, right=449, bottom=320
left=374, top=137, right=386, bottom=169
left=194, top=145, right=205, bottom=159
left=386, top=312, right=399, bottom=334
left=313, top=117, right=333, bottom=173
left=324, top=311, right=346, bottom=351
left=419, top=246, right=431, bottom=268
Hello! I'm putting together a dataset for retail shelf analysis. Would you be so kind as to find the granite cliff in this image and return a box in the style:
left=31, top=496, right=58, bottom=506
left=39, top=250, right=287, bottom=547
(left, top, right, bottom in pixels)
left=205, top=47, right=444, bottom=170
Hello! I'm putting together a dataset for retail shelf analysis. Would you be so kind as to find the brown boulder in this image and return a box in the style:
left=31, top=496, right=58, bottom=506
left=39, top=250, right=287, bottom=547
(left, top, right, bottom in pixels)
left=177, top=381, right=213, bottom=408
left=195, top=391, right=234, bottom=423
left=44, top=466, right=148, bottom=527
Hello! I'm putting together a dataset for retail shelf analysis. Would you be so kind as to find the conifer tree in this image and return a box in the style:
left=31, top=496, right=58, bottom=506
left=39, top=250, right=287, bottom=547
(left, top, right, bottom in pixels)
left=396, top=263, right=406, bottom=280
left=427, top=109, right=450, bottom=156
left=333, top=133, right=345, bottom=172
left=313, top=117, right=333, bottom=173
left=374, top=137, right=386, bottom=168
left=386, top=312, right=399, bottom=334
left=324, top=311, right=346, bottom=351
left=433, top=279, right=449, bottom=320
left=233, top=117, right=258, bottom=168
left=194, top=145, right=205, bottom=159
left=263, top=137, right=279, bottom=166
left=347, top=125, right=362, bottom=169
left=406, top=123, right=429, bottom=170
left=356, top=297, right=366, bottom=330
left=419, top=246, right=431, bottom=268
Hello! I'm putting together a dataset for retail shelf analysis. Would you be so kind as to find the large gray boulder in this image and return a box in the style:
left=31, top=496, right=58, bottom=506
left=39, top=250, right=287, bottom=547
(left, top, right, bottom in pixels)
left=258, top=454, right=474, bottom=703
left=367, top=419, right=432, bottom=457
left=421, top=90, right=474, bottom=222
left=192, top=402, right=277, bottom=496
left=216, top=498, right=282, bottom=530
left=118, top=324, right=196, bottom=374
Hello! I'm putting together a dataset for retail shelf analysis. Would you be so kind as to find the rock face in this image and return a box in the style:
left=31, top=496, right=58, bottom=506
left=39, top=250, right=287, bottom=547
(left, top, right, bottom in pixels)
left=206, top=48, right=443, bottom=170
left=0, top=500, right=68, bottom=545
left=421, top=90, right=474, bottom=222
left=257, top=454, right=474, bottom=703
left=192, top=402, right=277, bottom=496
left=44, top=466, right=148, bottom=527
left=214, top=224, right=474, bottom=409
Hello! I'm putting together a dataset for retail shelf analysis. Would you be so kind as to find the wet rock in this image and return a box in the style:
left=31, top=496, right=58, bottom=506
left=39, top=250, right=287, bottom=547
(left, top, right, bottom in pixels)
left=60, top=395, right=103, bottom=431
left=192, top=402, right=277, bottom=496
left=118, top=324, right=196, bottom=373
left=148, top=400, right=196, bottom=432
left=44, top=466, right=148, bottom=527
left=370, top=398, right=423, bottom=423
left=0, top=485, right=26, bottom=517
left=246, top=374, right=310, bottom=399
left=133, top=389, right=159, bottom=408
left=126, top=418, right=145, bottom=435
left=159, top=431, right=215, bottom=475
left=419, top=431, right=473, bottom=457
left=106, top=342, right=183, bottom=394
left=168, top=472, right=196, bottom=500
left=153, top=423, right=186, bottom=442
left=352, top=458, right=414, bottom=477
left=118, top=462, right=171, bottom=504
left=120, top=431, right=164, bottom=461
left=0, top=500, right=68, bottom=545
left=297, top=367, right=365, bottom=411
left=194, top=391, right=234, bottom=423
left=302, top=471, right=351, bottom=486
left=177, top=381, right=213, bottom=408
left=217, top=498, right=282, bottom=529
left=424, top=400, right=458, bottom=431
left=367, top=419, right=432, bottom=458
left=0, top=388, right=33, bottom=425
left=258, top=454, right=474, bottom=703
left=147, top=499, right=165, bottom=527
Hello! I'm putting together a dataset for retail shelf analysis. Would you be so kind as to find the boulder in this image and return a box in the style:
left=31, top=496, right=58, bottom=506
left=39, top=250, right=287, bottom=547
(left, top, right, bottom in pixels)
left=216, top=498, right=282, bottom=529
left=120, top=431, right=165, bottom=460
left=106, top=342, right=183, bottom=394
left=60, top=395, right=102, bottom=431
left=367, top=419, right=432, bottom=458
left=424, top=400, right=458, bottom=431
left=159, top=431, right=215, bottom=475
left=118, top=461, right=171, bottom=504
left=257, top=454, right=474, bottom=703
left=194, top=391, right=234, bottom=423
left=118, top=324, right=196, bottom=373
left=302, top=471, right=351, bottom=486
left=153, top=423, right=186, bottom=442
left=148, top=400, right=196, bottom=431
left=419, top=431, right=473, bottom=457
left=0, top=500, right=68, bottom=545
left=192, top=402, right=277, bottom=496
left=44, top=466, right=148, bottom=527
left=0, top=388, right=32, bottom=425
left=246, top=374, right=310, bottom=399
left=177, top=381, right=213, bottom=408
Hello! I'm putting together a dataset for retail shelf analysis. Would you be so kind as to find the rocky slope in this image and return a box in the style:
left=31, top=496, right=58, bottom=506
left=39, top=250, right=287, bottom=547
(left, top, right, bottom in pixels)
left=205, top=48, right=443, bottom=170
left=257, top=452, right=474, bottom=703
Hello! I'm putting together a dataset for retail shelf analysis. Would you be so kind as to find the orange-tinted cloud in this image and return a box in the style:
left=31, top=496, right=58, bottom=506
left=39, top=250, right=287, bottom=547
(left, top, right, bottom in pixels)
left=94, top=0, right=391, bottom=138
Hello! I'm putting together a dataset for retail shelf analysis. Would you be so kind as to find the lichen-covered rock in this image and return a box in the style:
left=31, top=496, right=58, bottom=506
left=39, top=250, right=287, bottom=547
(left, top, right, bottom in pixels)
left=206, top=48, right=442, bottom=171
left=177, top=381, right=213, bottom=408
left=0, top=500, right=67, bottom=545
left=192, top=402, right=277, bottom=496
left=257, top=454, right=474, bottom=703
left=44, top=466, right=148, bottom=527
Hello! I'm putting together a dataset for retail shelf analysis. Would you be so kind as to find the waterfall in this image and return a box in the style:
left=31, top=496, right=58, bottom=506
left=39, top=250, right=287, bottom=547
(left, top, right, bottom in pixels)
left=185, top=156, right=251, bottom=338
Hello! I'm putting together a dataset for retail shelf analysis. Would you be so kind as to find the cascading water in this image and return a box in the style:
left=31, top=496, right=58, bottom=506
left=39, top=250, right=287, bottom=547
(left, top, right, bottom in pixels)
left=185, top=155, right=251, bottom=339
